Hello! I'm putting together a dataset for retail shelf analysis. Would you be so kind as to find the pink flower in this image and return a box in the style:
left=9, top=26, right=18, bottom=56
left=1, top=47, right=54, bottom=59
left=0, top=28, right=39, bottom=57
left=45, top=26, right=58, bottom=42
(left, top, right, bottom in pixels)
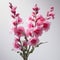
left=14, top=40, right=21, bottom=49
left=13, top=21, right=18, bottom=26
left=47, top=7, right=55, bottom=20
left=33, top=4, right=40, bottom=12
left=28, top=22, right=34, bottom=28
left=50, top=7, right=54, bottom=12
left=29, top=16, right=34, bottom=21
left=36, top=15, right=45, bottom=26
left=43, top=22, right=50, bottom=31
left=48, top=12, right=55, bottom=19
left=36, top=15, right=45, bottom=21
left=13, top=26, right=25, bottom=37
left=36, top=20, right=43, bottom=26
left=16, top=16, right=22, bottom=23
left=13, top=16, right=22, bottom=26
left=33, top=27, right=43, bottom=37
left=23, top=41, right=28, bottom=47
left=29, top=37, right=39, bottom=46
left=25, top=29, right=32, bottom=37
left=11, top=6, right=17, bottom=15
left=15, top=37, right=20, bottom=42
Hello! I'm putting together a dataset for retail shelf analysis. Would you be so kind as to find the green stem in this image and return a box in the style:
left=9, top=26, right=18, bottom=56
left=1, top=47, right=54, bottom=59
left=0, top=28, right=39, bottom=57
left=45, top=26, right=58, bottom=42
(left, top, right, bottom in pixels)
left=23, top=50, right=28, bottom=60
left=23, top=56, right=28, bottom=60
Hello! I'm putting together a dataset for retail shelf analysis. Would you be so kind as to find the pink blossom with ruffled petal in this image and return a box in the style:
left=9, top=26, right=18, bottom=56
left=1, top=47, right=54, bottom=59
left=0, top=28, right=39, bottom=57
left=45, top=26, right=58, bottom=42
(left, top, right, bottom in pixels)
left=43, top=21, right=50, bottom=31
left=36, top=15, right=45, bottom=21
left=33, top=27, right=43, bottom=37
left=29, top=37, right=39, bottom=46
left=36, top=20, right=43, bottom=26
left=13, top=26, right=25, bottom=37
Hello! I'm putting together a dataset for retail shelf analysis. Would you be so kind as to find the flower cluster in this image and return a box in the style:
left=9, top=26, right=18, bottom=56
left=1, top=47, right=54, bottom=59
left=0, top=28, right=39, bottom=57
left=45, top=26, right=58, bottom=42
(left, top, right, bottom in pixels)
left=9, top=3, right=55, bottom=59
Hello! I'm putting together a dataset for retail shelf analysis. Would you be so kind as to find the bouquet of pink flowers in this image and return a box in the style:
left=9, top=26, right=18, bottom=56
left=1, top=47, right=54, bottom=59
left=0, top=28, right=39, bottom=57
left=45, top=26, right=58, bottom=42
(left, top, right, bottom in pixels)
left=9, top=2, right=55, bottom=60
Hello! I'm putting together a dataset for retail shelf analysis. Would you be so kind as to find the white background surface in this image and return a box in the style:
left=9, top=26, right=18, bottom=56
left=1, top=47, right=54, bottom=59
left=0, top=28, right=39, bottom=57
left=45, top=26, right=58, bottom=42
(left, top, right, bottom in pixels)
left=0, top=0, right=60, bottom=60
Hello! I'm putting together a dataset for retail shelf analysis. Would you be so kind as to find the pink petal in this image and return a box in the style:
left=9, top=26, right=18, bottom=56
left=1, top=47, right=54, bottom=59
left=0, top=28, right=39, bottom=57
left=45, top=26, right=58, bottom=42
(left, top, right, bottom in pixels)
left=33, top=27, right=43, bottom=37
left=23, top=41, right=28, bottom=47
left=29, top=37, right=39, bottom=46
left=43, top=21, right=50, bottom=31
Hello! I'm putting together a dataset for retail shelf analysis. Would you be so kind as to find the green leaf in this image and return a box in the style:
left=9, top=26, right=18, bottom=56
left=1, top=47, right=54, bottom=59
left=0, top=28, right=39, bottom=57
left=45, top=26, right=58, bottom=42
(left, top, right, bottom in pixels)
left=36, top=42, right=48, bottom=47
left=29, top=47, right=34, bottom=53
left=20, top=52, right=23, bottom=57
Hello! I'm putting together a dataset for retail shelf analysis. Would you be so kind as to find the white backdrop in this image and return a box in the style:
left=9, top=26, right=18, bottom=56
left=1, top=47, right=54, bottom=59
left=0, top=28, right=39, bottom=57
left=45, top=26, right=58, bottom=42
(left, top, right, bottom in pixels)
left=0, top=0, right=60, bottom=60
